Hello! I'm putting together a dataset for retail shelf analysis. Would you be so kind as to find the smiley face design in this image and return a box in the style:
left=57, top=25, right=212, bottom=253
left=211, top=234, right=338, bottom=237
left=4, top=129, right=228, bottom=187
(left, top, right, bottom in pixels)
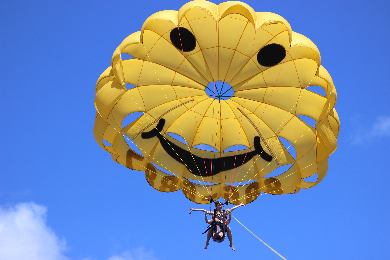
left=94, top=1, right=339, bottom=204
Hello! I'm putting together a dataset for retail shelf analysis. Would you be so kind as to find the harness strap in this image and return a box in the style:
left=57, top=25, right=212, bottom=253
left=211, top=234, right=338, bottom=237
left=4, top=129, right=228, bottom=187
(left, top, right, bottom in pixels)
left=211, top=209, right=227, bottom=240
left=221, top=210, right=226, bottom=238
left=202, top=225, right=211, bottom=234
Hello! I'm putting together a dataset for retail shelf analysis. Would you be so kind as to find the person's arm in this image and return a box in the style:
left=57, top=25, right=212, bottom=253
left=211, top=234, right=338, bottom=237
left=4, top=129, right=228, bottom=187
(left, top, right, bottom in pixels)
left=205, top=212, right=213, bottom=224
left=189, top=208, right=207, bottom=214
left=227, top=203, right=245, bottom=214
left=225, top=212, right=232, bottom=225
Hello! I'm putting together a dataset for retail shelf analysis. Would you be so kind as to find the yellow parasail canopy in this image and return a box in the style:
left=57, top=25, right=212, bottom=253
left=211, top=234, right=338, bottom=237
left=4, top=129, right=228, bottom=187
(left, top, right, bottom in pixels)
left=93, top=0, right=339, bottom=204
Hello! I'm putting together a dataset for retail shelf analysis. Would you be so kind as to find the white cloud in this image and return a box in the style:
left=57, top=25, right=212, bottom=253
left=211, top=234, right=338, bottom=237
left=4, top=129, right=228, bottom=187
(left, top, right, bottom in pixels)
left=0, top=203, right=157, bottom=260
left=0, top=202, right=69, bottom=260
left=107, top=248, right=157, bottom=260
left=351, top=116, right=390, bottom=144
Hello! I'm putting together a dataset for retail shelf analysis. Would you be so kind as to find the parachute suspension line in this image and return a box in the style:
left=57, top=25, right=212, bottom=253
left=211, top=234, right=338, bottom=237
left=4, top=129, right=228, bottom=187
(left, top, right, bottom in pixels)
left=227, top=130, right=316, bottom=201
left=230, top=212, right=287, bottom=260
left=227, top=41, right=297, bottom=201
left=120, top=117, right=223, bottom=202
left=177, top=26, right=213, bottom=196
left=237, top=108, right=277, bottom=163
left=139, top=46, right=202, bottom=179
left=132, top=100, right=194, bottom=139
left=227, top=130, right=318, bottom=201
left=209, top=19, right=218, bottom=193
left=106, top=17, right=297, bottom=205
left=117, top=41, right=213, bottom=198
left=128, top=117, right=305, bottom=203
left=122, top=22, right=297, bottom=203
left=118, top=94, right=208, bottom=192
left=108, top=80, right=200, bottom=183
left=114, top=138, right=209, bottom=200
left=190, top=27, right=312, bottom=202
left=227, top=26, right=258, bottom=199
left=229, top=163, right=302, bottom=203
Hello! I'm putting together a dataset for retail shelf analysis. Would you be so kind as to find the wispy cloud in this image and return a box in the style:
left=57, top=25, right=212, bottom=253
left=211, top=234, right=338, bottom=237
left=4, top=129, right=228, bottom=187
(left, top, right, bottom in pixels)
left=351, top=116, right=390, bottom=144
left=0, top=203, right=69, bottom=260
left=107, top=248, right=157, bottom=260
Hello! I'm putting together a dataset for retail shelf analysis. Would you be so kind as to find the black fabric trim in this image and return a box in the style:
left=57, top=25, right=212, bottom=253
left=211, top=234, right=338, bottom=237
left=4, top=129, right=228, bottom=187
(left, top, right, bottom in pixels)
left=170, top=27, right=196, bottom=52
left=257, top=43, right=286, bottom=67
left=141, top=119, right=272, bottom=177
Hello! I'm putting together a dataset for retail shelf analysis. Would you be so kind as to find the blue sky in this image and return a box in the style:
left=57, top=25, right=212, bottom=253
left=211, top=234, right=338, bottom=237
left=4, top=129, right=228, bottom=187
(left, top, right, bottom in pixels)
left=1, top=0, right=389, bottom=259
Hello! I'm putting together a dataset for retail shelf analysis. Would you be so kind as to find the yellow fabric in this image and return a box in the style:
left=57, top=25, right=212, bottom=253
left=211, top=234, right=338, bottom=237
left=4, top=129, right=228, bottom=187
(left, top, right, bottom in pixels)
left=93, top=0, right=339, bottom=204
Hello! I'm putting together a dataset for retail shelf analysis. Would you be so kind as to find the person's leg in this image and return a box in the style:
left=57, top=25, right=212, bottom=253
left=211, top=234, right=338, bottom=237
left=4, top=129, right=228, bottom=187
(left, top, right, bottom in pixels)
left=205, top=228, right=212, bottom=249
left=226, top=227, right=235, bottom=251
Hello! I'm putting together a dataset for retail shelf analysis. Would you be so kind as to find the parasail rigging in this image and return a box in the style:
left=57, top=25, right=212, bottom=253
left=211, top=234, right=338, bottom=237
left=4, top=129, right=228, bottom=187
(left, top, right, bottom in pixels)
left=93, top=0, right=340, bottom=206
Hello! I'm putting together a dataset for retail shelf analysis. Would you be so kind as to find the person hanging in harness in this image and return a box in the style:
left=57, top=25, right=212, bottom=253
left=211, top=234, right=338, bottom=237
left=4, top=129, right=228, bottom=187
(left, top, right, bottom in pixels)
left=189, top=201, right=245, bottom=251
left=205, top=207, right=231, bottom=243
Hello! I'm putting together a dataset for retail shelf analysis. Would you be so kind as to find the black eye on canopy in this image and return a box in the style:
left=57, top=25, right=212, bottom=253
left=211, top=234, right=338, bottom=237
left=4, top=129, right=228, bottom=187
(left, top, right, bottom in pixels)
left=170, top=27, right=196, bottom=52
left=257, top=43, right=286, bottom=67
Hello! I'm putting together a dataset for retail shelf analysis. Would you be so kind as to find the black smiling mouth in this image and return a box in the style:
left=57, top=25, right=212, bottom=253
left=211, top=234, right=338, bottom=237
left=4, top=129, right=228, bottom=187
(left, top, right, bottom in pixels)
left=141, top=119, right=272, bottom=177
